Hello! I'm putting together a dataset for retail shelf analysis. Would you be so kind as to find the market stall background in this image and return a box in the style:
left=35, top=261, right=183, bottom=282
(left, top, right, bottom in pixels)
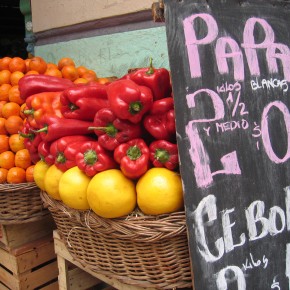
left=31, top=0, right=169, bottom=78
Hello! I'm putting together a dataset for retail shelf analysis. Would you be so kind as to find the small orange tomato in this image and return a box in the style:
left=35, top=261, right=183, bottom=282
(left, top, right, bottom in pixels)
left=0, top=134, right=10, bottom=153
left=0, top=151, right=15, bottom=169
left=15, top=148, right=31, bottom=169
left=0, top=117, right=7, bottom=134
left=7, top=167, right=26, bottom=183
left=5, top=115, right=24, bottom=135
left=0, top=168, right=8, bottom=183
left=9, top=134, right=25, bottom=152
left=25, top=165, right=35, bottom=182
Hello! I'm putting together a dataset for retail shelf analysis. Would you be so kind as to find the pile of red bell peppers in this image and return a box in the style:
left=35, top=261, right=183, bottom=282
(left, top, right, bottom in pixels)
left=18, top=59, right=179, bottom=180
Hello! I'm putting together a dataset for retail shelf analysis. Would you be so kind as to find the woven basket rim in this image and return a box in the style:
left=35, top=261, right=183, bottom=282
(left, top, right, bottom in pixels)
left=41, top=191, right=187, bottom=242
left=0, top=182, right=38, bottom=193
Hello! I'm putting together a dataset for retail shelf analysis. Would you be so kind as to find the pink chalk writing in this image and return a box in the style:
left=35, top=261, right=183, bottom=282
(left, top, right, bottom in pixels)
left=186, top=89, right=241, bottom=188
left=183, top=14, right=290, bottom=81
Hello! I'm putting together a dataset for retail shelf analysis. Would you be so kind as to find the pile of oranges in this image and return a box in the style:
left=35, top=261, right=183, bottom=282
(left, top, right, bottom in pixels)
left=0, top=55, right=98, bottom=183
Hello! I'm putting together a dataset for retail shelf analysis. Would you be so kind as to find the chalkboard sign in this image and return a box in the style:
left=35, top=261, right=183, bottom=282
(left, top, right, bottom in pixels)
left=164, top=0, right=290, bottom=289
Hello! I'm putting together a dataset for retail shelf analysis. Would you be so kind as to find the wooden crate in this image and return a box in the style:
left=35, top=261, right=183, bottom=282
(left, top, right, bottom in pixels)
left=0, top=214, right=56, bottom=250
left=0, top=235, right=58, bottom=290
left=54, top=230, right=153, bottom=290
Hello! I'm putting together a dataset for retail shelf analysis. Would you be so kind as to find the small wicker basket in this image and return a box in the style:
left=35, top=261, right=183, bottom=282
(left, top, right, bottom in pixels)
left=41, top=191, right=193, bottom=289
left=0, top=183, right=49, bottom=224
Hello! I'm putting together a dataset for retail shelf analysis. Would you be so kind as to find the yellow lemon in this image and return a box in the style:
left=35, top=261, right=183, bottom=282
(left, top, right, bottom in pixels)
left=59, top=166, right=91, bottom=210
left=136, top=168, right=184, bottom=215
left=87, top=169, right=136, bottom=218
left=43, top=164, right=63, bottom=200
left=33, top=160, right=50, bottom=191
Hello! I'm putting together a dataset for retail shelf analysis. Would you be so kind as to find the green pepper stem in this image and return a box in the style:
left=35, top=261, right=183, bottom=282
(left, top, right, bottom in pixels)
left=23, top=109, right=35, bottom=116
left=88, top=123, right=118, bottom=137
left=33, top=125, right=48, bottom=134
left=155, top=148, right=169, bottom=163
left=18, top=131, right=35, bottom=140
left=127, top=145, right=141, bottom=160
left=56, top=152, right=66, bottom=164
left=146, top=57, right=154, bottom=75
left=84, top=149, right=98, bottom=165
left=129, top=101, right=143, bottom=115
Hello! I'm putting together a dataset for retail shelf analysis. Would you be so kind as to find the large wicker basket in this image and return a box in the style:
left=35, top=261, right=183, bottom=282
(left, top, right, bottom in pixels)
left=41, top=191, right=193, bottom=289
left=0, top=183, right=49, bottom=224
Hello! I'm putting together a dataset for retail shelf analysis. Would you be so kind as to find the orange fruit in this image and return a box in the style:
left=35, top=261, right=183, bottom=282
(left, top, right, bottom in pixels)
left=25, top=70, right=39, bottom=76
left=0, top=57, right=12, bottom=71
left=44, top=68, right=62, bottom=78
left=7, top=167, right=26, bottom=183
left=76, top=66, right=88, bottom=77
left=46, top=63, right=58, bottom=70
left=0, top=84, right=12, bottom=101
left=0, top=101, right=7, bottom=117
left=61, top=65, right=79, bottom=81
left=0, top=117, right=7, bottom=134
left=0, top=151, right=15, bottom=169
left=8, top=86, right=24, bottom=105
left=8, top=57, right=26, bottom=73
left=10, top=71, right=24, bottom=86
left=58, top=57, right=75, bottom=70
left=9, top=134, right=25, bottom=152
left=15, top=148, right=31, bottom=169
left=0, top=168, right=8, bottom=183
left=2, top=101, right=21, bottom=118
left=0, top=135, right=10, bottom=153
left=5, top=115, right=24, bottom=135
left=29, top=56, right=47, bottom=74
left=20, top=103, right=27, bottom=119
left=0, top=70, right=11, bottom=85
left=82, top=71, right=98, bottom=82
left=26, top=165, right=35, bottom=182
left=24, top=58, right=31, bottom=72
left=74, top=78, right=89, bottom=84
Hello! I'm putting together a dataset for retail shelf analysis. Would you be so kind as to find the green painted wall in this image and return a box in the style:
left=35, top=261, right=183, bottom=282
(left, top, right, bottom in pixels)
left=35, top=26, right=169, bottom=78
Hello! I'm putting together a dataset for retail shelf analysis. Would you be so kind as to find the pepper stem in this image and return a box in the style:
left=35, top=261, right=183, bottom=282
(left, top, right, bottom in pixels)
left=88, top=124, right=118, bottom=137
left=127, top=145, right=141, bottom=161
left=155, top=148, right=170, bottom=163
left=23, top=109, right=35, bottom=116
left=33, top=125, right=48, bottom=134
left=18, top=131, right=35, bottom=140
left=146, top=57, right=154, bottom=75
left=68, top=102, right=79, bottom=112
left=129, top=101, right=143, bottom=115
left=84, top=149, right=98, bottom=165
left=56, top=152, right=66, bottom=164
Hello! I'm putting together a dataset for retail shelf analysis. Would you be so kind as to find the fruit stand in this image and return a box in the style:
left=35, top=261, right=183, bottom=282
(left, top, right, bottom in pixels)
left=0, top=1, right=195, bottom=288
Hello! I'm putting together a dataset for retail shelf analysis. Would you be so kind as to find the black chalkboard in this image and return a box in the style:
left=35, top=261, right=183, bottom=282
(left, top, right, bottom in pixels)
left=164, top=0, right=290, bottom=289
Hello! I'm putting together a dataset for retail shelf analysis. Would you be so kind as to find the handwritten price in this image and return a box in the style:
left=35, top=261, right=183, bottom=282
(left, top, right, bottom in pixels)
left=226, top=91, right=249, bottom=117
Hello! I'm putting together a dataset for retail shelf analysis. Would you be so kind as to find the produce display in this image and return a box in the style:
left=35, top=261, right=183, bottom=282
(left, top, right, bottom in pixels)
left=0, top=55, right=184, bottom=218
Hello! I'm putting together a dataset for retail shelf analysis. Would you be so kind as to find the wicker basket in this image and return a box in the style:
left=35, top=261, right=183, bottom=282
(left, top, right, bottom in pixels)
left=41, top=191, right=193, bottom=289
left=0, top=183, right=49, bottom=224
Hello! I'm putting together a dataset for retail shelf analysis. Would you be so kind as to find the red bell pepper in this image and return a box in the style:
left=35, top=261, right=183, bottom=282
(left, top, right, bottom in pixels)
left=60, top=83, right=110, bottom=121
left=38, top=141, right=55, bottom=165
left=24, top=91, right=63, bottom=128
left=143, top=97, right=176, bottom=141
left=113, top=138, right=150, bottom=179
left=19, top=74, right=74, bottom=100
left=123, top=58, right=172, bottom=101
left=75, top=140, right=117, bottom=177
left=88, top=108, right=142, bottom=151
left=107, top=79, right=153, bottom=124
left=149, top=140, right=179, bottom=171
left=19, top=120, right=42, bottom=159
left=34, top=115, right=94, bottom=142
left=50, top=136, right=95, bottom=172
